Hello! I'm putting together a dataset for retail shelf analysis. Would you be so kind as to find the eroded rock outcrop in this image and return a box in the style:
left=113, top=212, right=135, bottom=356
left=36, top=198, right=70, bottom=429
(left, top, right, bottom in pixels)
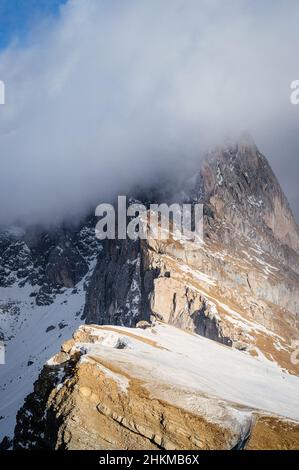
left=13, top=324, right=299, bottom=450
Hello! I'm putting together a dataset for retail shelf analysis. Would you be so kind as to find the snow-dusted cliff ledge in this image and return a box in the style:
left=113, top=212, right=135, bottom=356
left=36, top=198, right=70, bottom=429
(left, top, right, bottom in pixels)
left=13, top=322, right=299, bottom=450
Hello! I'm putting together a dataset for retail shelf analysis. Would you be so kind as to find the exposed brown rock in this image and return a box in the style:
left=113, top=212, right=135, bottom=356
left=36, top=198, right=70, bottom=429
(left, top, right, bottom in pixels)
left=245, top=415, right=299, bottom=450
left=13, top=324, right=299, bottom=450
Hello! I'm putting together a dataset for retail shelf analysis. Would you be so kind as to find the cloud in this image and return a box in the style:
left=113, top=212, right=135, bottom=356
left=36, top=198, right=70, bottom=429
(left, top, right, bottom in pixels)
left=0, top=0, right=298, bottom=226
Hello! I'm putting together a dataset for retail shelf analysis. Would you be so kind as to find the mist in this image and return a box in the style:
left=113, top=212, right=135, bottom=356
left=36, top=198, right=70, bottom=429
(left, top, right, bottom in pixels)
left=0, top=0, right=298, bottom=226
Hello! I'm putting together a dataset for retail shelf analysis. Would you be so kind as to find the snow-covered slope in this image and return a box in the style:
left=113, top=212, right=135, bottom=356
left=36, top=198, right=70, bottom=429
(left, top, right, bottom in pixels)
left=0, top=219, right=102, bottom=445
left=13, top=322, right=299, bottom=450
left=0, top=271, right=91, bottom=442
left=67, top=322, right=299, bottom=421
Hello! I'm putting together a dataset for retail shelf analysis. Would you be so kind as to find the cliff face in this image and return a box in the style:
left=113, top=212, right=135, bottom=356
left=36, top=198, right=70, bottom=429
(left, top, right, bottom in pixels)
left=198, top=135, right=299, bottom=268
left=5, top=136, right=299, bottom=449
left=13, top=324, right=299, bottom=450
left=0, top=217, right=100, bottom=310
left=83, top=138, right=299, bottom=374
left=83, top=238, right=149, bottom=327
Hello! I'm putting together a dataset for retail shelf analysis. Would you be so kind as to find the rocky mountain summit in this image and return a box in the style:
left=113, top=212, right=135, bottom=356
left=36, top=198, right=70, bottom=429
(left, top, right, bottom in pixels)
left=199, top=134, right=299, bottom=269
left=1, top=136, right=299, bottom=449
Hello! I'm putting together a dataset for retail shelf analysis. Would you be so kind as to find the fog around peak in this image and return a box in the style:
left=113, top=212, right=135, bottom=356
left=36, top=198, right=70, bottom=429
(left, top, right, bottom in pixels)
left=0, top=0, right=298, bottom=226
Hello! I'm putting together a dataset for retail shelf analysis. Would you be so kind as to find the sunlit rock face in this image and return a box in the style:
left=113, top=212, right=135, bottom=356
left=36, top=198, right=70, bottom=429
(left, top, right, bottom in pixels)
left=199, top=135, right=299, bottom=265
left=13, top=324, right=299, bottom=450
left=83, top=137, right=299, bottom=374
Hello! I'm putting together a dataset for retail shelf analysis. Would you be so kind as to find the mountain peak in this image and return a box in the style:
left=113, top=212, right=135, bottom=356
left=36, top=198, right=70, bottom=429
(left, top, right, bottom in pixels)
left=206, top=131, right=256, bottom=155
left=199, top=135, right=299, bottom=257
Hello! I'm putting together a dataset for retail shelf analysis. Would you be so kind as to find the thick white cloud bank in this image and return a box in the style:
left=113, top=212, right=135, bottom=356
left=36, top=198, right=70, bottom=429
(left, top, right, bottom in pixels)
left=0, top=0, right=298, bottom=226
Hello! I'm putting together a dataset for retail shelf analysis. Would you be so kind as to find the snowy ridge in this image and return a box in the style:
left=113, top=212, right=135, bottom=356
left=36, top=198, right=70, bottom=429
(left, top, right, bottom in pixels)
left=69, top=322, right=299, bottom=422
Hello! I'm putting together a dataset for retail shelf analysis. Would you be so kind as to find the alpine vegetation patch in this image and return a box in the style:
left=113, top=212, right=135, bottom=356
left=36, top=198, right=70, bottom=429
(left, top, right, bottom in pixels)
left=95, top=196, right=203, bottom=246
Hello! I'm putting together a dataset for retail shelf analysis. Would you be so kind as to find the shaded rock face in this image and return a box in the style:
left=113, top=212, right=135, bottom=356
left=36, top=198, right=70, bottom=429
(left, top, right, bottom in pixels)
left=0, top=217, right=100, bottom=307
left=0, top=239, right=33, bottom=288
left=45, top=240, right=88, bottom=289
left=13, top=362, right=65, bottom=449
left=83, top=239, right=151, bottom=327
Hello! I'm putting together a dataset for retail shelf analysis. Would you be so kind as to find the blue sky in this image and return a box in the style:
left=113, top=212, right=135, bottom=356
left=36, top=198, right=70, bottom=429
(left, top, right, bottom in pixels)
left=0, top=0, right=67, bottom=48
